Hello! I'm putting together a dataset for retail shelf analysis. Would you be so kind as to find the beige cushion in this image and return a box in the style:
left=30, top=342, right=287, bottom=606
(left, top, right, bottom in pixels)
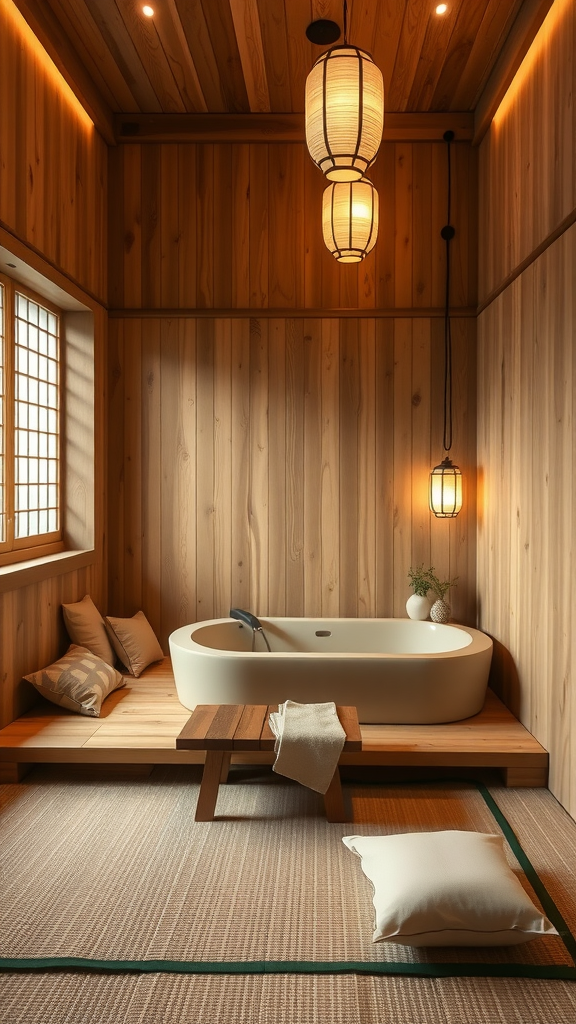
left=24, top=645, right=125, bottom=717
left=62, top=594, right=115, bottom=666
left=342, top=830, right=557, bottom=947
left=104, top=611, right=164, bottom=678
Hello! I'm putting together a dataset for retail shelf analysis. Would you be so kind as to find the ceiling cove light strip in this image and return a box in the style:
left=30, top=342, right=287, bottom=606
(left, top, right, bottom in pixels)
left=493, top=0, right=570, bottom=128
left=1, top=0, right=93, bottom=131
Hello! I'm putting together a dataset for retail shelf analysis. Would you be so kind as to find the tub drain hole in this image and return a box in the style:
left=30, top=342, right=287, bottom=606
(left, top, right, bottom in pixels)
left=315, top=630, right=332, bottom=637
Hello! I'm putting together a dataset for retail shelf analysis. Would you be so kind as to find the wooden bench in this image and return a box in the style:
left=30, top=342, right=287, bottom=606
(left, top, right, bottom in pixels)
left=176, top=703, right=362, bottom=822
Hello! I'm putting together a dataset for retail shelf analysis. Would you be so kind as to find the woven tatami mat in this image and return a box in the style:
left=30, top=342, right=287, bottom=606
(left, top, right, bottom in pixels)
left=1, top=766, right=575, bottom=978
left=2, top=968, right=576, bottom=1024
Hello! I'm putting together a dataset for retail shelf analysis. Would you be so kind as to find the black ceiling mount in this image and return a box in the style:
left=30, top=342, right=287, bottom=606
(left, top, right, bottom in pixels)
left=305, top=19, right=341, bottom=45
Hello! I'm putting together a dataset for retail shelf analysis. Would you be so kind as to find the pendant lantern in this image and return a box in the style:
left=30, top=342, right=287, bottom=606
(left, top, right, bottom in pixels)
left=305, top=44, right=384, bottom=182
left=429, top=457, right=463, bottom=518
left=429, top=130, right=462, bottom=518
left=305, top=1, right=383, bottom=184
left=322, top=177, right=379, bottom=263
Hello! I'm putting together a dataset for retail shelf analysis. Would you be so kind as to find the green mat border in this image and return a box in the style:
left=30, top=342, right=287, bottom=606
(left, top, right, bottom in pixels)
left=2, top=778, right=576, bottom=979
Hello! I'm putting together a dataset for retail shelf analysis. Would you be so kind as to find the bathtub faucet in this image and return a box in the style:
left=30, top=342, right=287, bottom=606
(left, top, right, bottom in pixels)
left=229, top=608, right=272, bottom=653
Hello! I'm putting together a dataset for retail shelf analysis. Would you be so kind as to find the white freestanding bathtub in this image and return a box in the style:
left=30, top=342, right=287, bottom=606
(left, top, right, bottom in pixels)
left=169, top=617, right=493, bottom=724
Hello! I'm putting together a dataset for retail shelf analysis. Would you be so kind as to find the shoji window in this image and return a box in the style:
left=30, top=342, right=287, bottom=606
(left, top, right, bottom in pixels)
left=0, top=274, right=63, bottom=565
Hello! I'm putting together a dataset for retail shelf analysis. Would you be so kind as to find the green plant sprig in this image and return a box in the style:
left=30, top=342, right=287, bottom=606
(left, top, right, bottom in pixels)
left=407, top=565, right=458, bottom=600
left=407, top=564, right=433, bottom=597
left=427, top=570, right=458, bottom=600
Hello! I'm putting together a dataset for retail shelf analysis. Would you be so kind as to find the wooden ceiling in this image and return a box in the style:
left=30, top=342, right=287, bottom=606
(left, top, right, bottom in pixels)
left=19, top=0, right=526, bottom=117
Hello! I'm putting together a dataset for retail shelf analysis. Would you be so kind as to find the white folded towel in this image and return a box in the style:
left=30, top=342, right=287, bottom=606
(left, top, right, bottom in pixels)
left=269, top=700, right=346, bottom=795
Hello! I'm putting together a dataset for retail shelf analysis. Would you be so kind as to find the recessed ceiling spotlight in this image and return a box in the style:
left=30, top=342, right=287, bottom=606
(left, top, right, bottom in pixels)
left=305, top=19, right=340, bottom=45
left=142, top=4, right=154, bottom=16
left=435, top=3, right=448, bottom=13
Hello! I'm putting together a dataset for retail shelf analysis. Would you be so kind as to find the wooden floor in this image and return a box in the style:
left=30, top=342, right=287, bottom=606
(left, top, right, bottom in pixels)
left=0, top=658, right=548, bottom=786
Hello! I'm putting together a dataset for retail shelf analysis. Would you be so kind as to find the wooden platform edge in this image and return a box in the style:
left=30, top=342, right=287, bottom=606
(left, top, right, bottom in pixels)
left=0, top=670, right=549, bottom=788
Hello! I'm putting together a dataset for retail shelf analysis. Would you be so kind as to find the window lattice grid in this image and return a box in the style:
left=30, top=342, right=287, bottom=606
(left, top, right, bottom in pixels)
left=0, top=283, right=4, bottom=544
left=14, top=293, right=60, bottom=539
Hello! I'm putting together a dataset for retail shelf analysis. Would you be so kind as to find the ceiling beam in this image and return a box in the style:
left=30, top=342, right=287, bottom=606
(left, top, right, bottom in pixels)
left=114, top=111, right=475, bottom=144
left=473, top=0, right=556, bottom=145
left=10, top=0, right=115, bottom=145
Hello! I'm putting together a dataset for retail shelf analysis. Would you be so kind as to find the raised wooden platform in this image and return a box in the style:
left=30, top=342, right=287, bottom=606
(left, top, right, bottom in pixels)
left=0, top=658, right=549, bottom=786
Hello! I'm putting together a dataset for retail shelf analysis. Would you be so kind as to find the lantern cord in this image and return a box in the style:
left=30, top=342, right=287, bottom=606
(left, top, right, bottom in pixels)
left=343, top=0, right=348, bottom=44
left=442, top=130, right=454, bottom=454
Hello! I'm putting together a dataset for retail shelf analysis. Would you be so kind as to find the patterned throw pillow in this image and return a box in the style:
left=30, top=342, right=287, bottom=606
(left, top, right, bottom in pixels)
left=24, top=645, right=125, bottom=717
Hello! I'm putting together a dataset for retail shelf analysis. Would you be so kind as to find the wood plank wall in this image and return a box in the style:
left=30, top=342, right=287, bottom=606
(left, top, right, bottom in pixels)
left=478, top=0, right=575, bottom=305
left=108, top=141, right=477, bottom=312
left=477, top=0, right=575, bottom=815
left=108, top=140, right=478, bottom=647
left=0, top=1, right=108, bottom=304
left=0, top=5, right=108, bottom=730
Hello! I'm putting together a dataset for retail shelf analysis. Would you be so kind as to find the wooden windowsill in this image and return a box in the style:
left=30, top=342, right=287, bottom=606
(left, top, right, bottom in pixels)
left=0, top=548, right=96, bottom=593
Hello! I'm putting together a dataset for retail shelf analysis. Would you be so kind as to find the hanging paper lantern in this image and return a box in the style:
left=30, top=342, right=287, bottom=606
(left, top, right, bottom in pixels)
left=322, top=177, right=379, bottom=263
left=305, top=45, right=384, bottom=182
left=429, top=457, right=463, bottom=518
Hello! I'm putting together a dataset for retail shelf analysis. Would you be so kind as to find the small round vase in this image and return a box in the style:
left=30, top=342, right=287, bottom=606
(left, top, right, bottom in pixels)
left=406, top=593, right=431, bottom=620
left=430, top=599, right=451, bottom=623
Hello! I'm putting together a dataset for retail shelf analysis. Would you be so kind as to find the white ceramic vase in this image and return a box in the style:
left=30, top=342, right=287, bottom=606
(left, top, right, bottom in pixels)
left=430, top=598, right=451, bottom=623
left=406, top=593, right=431, bottom=620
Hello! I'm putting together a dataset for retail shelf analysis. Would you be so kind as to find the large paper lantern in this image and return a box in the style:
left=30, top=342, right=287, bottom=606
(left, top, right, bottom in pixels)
left=305, top=45, right=384, bottom=182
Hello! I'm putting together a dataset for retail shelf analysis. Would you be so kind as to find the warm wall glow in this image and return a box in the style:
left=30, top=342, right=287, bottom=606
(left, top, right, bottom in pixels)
left=0, top=0, right=93, bottom=131
left=493, top=0, right=572, bottom=127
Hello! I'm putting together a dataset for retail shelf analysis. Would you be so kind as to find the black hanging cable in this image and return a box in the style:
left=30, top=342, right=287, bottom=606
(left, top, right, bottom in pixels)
left=343, top=0, right=348, bottom=44
left=440, top=130, right=455, bottom=454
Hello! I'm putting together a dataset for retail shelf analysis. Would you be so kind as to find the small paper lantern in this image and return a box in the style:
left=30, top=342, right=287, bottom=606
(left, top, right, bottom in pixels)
left=322, top=178, right=379, bottom=263
left=305, top=45, right=384, bottom=182
left=429, top=457, right=463, bottom=518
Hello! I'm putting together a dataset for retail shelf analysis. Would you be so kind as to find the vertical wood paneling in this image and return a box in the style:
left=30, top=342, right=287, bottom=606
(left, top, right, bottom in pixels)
left=230, top=319, right=251, bottom=609
left=477, top=0, right=575, bottom=817
left=478, top=0, right=576, bottom=302
left=196, top=145, right=214, bottom=308
left=375, top=319, right=395, bottom=616
left=213, top=318, right=233, bottom=615
left=108, top=315, right=477, bottom=646
left=108, top=141, right=477, bottom=313
left=267, top=319, right=287, bottom=614
left=285, top=318, right=305, bottom=614
left=142, top=318, right=162, bottom=629
left=1, top=7, right=108, bottom=731
left=303, top=320, right=322, bottom=616
left=357, top=320, right=376, bottom=616
left=177, top=144, right=197, bottom=308
left=0, top=5, right=107, bottom=301
left=339, top=319, right=360, bottom=617
left=195, top=318, right=215, bottom=618
left=478, top=232, right=574, bottom=814
left=320, top=319, right=340, bottom=617
left=248, top=318, right=269, bottom=612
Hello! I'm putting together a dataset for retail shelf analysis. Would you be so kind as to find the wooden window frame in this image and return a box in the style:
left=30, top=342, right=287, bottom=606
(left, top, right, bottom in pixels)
left=0, top=272, right=65, bottom=567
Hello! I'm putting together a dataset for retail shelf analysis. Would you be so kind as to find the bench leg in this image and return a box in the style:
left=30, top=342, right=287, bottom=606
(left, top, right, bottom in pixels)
left=219, top=752, right=232, bottom=783
left=323, top=767, right=347, bottom=823
left=195, top=751, right=226, bottom=822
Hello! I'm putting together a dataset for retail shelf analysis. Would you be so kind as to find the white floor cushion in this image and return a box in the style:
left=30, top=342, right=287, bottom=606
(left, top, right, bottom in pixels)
left=343, top=830, right=557, bottom=947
